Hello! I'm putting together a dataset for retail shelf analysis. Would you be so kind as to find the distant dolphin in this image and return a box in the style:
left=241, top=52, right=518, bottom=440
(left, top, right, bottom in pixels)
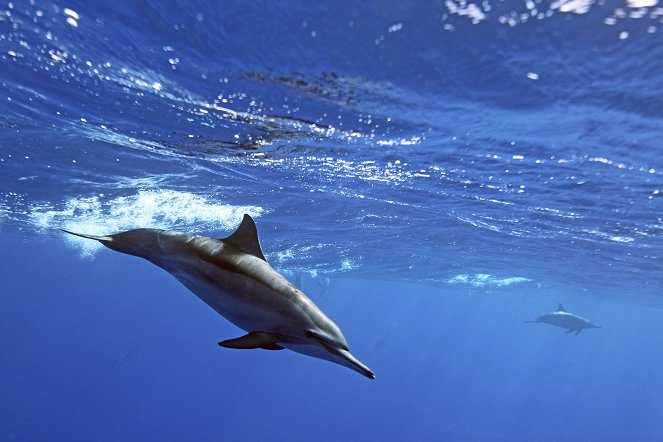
left=63, top=215, right=374, bottom=379
left=525, top=304, right=601, bottom=335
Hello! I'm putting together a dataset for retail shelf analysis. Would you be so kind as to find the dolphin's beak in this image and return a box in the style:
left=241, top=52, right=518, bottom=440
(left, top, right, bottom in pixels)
left=334, top=348, right=375, bottom=379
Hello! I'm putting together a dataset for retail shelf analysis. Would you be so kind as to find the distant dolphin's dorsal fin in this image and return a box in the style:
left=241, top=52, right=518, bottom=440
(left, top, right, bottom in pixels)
left=221, top=214, right=266, bottom=261
left=557, top=303, right=565, bottom=312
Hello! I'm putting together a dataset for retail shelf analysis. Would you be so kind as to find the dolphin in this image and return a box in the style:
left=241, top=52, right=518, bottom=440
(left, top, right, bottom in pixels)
left=525, top=303, right=601, bottom=335
left=62, top=214, right=374, bottom=379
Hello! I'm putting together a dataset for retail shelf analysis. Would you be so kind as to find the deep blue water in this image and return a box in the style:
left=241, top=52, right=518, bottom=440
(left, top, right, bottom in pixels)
left=2, top=0, right=663, bottom=440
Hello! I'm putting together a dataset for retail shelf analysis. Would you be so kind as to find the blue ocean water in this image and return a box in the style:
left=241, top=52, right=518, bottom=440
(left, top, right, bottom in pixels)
left=2, top=0, right=663, bottom=440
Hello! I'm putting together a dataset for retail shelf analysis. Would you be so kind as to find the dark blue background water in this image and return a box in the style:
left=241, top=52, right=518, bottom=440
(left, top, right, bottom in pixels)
left=2, top=0, right=663, bottom=440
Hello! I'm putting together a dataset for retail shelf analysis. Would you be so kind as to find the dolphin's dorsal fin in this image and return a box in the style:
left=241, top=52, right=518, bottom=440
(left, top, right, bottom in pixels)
left=557, top=303, right=565, bottom=312
left=222, top=214, right=266, bottom=261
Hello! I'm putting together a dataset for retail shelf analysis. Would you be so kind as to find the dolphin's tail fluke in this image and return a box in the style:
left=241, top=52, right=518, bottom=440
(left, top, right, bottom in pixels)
left=523, top=320, right=538, bottom=324
left=61, top=229, right=113, bottom=243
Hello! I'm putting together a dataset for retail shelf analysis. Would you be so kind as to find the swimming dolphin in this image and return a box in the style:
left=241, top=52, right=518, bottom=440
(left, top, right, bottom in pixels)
left=525, top=304, right=601, bottom=335
left=62, top=214, right=374, bottom=379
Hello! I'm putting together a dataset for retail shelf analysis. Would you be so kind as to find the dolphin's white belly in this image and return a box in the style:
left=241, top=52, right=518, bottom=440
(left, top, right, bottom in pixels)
left=540, top=313, right=588, bottom=329
left=164, top=258, right=316, bottom=335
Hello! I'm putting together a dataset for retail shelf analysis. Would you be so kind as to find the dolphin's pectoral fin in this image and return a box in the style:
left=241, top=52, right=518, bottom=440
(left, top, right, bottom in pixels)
left=575, top=329, right=582, bottom=335
left=218, top=332, right=281, bottom=350
left=566, top=329, right=575, bottom=333
left=221, top=214, right=266, bottom=261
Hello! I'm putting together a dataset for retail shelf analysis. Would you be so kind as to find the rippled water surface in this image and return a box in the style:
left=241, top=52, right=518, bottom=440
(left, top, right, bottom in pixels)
left=2, top=0, right=662, bottom=297
left=1, top=0, right=663, bottom=440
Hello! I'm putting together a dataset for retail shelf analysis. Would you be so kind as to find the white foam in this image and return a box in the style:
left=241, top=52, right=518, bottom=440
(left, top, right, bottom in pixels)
left=445, top=0, right=488, bottom=23
left=29, top=190, right=264, bottom=257
left=551, top=0, right=594, bottom=14
left=63, top=8, right=80, bottom=20
left=388, top=23, right=404, bottom=33
left=447, top=273, right=531, bottom=287
left=627, top=0, right=658, bottom=7
left=271, top=243, right=360, bottom=274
